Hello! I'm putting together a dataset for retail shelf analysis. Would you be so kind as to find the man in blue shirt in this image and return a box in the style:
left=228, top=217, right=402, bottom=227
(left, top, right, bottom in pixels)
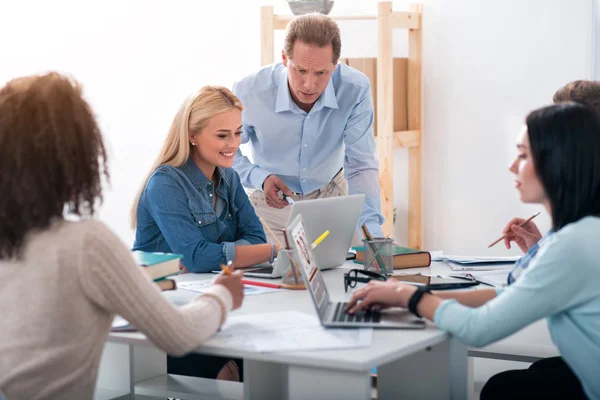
left=232, top=12, right=384, bottom=243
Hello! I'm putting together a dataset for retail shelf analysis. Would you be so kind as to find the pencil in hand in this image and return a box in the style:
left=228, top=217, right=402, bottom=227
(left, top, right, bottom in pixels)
left=220, top=261, right=234, bottom=275
left=488, top=212, right=540, bottom=248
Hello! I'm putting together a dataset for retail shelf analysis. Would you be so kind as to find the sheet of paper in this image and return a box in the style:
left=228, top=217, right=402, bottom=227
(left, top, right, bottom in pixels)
left=178, top=280, right=281, bottom=296
left=451, top=270, right=510, bottom=287
left=208, top=311, right=373, bottom=352
left=443, top=255, right=520, bottom=264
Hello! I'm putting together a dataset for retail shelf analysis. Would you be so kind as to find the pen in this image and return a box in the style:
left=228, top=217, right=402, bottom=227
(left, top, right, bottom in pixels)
left=280, top=228, right=299, bottom=284
left=281, top=229, right=291, bottom=250
left=361, top=224, right=386, bottom=273
left=282, top=193, right=295, bottom=206
left=311, top=230, right=330, bottom=249
left=488, top=211, right=541, bottom=248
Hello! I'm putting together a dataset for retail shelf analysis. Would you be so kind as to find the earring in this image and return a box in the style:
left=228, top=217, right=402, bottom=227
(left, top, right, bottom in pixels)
left=191, top=142, right=196, bottom=146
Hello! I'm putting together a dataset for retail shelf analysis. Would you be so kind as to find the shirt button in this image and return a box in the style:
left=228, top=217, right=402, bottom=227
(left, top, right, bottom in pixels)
left=198, top=221, right=202, bottom=224
left=307, top=115, right=310, bottom=119
left=302, top=168, right=307, bottom=171
left=304, top=144, right=308, bottom=147
left=228, top=214, right=232, bottom=217
left=209, top=194, right=213, bottom=197
left=302, top=179, right=306, bottom=182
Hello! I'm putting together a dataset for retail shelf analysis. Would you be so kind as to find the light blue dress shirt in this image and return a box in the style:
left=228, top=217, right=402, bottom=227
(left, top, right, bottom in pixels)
left=434, top=216, right=600, bottom=400
left=232, top=62, right=385, bottom=237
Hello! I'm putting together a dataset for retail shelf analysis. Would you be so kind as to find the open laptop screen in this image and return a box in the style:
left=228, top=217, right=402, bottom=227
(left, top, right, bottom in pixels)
left=289, top=214, right=329, bottom=311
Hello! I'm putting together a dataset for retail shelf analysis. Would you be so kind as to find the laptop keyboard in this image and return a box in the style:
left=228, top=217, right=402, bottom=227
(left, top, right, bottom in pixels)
left=333, top=302, right=381, bottom=324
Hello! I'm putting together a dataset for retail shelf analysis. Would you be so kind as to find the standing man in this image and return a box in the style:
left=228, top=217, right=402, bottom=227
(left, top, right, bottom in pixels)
left=232, top=12, right=384, bottom=243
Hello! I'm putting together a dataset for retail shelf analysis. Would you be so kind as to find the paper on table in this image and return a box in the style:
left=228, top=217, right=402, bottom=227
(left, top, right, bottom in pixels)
left=451, top=270, right=510, bottom=288
left=446, top=262, right=514, bottom=272
left=443, top=255, right=520, bottom=264
left=178, top=280, right=281, bottom=296
left=208, top=311, right=373, bottom=352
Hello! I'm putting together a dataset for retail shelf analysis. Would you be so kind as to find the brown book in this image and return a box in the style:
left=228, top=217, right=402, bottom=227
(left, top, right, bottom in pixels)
left=354, top=245, right=431, bottom=269
left=155, top=278, right=177, bottom=291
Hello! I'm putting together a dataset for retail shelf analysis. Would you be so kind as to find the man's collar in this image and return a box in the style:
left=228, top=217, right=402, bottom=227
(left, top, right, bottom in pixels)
left=275, top=68, right=294, bottom=113
left=275, top=67, right=339, bottom=113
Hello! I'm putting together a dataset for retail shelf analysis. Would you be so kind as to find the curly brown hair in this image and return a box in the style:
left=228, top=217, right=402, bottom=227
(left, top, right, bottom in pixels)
left=0, top=72, right=109, bottom=259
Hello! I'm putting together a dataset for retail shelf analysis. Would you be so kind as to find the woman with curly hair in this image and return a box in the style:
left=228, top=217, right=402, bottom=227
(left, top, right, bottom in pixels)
left=0, top=73, right=245, bottom=400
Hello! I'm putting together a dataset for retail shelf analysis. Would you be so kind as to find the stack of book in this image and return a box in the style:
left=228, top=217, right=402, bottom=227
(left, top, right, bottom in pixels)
left=353, top=245, right=432, bottom=269
left=132, top=250, right=183, bottom=291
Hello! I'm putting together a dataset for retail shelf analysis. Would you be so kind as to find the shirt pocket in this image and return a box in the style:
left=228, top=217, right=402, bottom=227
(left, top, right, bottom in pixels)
left=191, top=210, right=219, bottom=242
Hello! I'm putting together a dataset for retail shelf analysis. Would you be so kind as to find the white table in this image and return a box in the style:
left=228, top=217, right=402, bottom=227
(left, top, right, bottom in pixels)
left=97, top=264, right=470, bottom=400
left=390, top=262, right=559, bottom=362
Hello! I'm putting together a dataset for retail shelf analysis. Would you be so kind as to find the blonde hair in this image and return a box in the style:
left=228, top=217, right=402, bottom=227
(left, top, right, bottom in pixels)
left=284, top=13, right=341, bottom=64
left=130, top=86, right=243, bottom=229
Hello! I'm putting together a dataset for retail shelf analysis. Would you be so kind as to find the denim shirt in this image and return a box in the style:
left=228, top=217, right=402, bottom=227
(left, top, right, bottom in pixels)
left=133, top=158, right=267, bottom=273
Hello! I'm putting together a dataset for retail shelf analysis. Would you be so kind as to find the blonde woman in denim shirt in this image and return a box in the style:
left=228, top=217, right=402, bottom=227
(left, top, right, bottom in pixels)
left=130, top=86, right=277, bottom=381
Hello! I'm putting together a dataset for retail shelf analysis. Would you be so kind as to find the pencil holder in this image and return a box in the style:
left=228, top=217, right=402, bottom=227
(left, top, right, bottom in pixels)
left=362, top=237, right=394, bottom=275
left=279, top=248, right=305, bottom=288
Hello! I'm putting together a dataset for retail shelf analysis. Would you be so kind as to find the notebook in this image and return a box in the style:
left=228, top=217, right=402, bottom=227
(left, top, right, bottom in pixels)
left=352, top=245, right=431, bottom=269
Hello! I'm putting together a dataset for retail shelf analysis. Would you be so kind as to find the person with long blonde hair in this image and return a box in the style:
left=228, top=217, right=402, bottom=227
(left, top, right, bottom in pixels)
left=131, top=85, right=277, bottom=380
left=0, top=73, right=245, bottom=399
left=131, top=86, right=277, bottom=272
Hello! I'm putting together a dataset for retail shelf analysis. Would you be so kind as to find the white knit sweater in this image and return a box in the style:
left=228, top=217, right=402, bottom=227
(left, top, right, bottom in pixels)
left=0, top=219, right=232, bottom=400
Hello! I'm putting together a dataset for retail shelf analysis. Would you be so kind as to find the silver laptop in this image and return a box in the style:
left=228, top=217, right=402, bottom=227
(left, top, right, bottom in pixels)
left=241, top=255, right=289, bottom=279
left=288, top=214, right=425, bottom=329
left=287, top=194, right=364, bottom=270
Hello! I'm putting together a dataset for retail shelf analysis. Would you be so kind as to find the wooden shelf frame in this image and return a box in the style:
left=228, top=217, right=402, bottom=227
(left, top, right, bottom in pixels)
left=260, top=2, right=424, bottom=249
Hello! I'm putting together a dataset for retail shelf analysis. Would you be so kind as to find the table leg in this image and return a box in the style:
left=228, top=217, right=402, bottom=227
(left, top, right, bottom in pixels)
left=97, top=342, right=166, bottom=398
left=378, top=338, right=468, bottom=399
left=287, top=365, right=371, bottom=400
left=244, top=359, right=288, bottom=400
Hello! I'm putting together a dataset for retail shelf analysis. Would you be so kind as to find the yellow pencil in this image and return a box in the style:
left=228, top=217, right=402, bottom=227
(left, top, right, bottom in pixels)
left=220, top=261, right=233, bottom=275
left=311, top=230, right=330, bottom=249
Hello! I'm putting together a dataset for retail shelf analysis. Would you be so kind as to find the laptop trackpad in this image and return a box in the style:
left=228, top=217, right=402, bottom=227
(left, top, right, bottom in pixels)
left=382, top=308, right=425, bottom=324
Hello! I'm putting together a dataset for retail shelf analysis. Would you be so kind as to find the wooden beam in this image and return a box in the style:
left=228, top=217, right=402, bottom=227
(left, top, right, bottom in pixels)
left=274, top=16, right=291, bottom=30
left=407, top=4, right=423, bottom=249
left=376, top=2, right=394, bottom=238
left=274, top=14, right=377, bottom=29
left=391, top=12, right=420, bottom=29
left=261, top=6, right=275, bottom=65
left=393, top=130, right=420, bottom=148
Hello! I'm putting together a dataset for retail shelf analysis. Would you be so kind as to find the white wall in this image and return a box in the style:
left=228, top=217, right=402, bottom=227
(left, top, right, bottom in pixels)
left=0, top=0, right=593, bottom=254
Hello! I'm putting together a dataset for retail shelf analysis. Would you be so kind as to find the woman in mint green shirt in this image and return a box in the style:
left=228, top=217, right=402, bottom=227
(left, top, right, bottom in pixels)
left=346, top=102, right=600, bottom=400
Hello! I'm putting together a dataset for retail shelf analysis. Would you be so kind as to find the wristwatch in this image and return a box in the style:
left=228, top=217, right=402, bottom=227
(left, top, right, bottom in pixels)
left=407, top=286, right=431, bottom=318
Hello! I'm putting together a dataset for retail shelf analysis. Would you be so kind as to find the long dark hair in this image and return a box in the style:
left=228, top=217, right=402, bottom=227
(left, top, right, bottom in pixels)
left=0, top=73, right=109, bottom=259
left=526, top=102, right=600, bottom=230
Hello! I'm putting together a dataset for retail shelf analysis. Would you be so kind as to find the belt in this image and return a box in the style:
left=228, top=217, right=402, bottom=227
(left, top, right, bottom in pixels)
left=292, top=167, right=344, bottom=196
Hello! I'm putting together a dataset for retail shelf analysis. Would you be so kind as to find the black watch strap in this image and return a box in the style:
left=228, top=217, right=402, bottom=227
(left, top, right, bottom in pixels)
left=408, top=286, right=431, bottom=318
